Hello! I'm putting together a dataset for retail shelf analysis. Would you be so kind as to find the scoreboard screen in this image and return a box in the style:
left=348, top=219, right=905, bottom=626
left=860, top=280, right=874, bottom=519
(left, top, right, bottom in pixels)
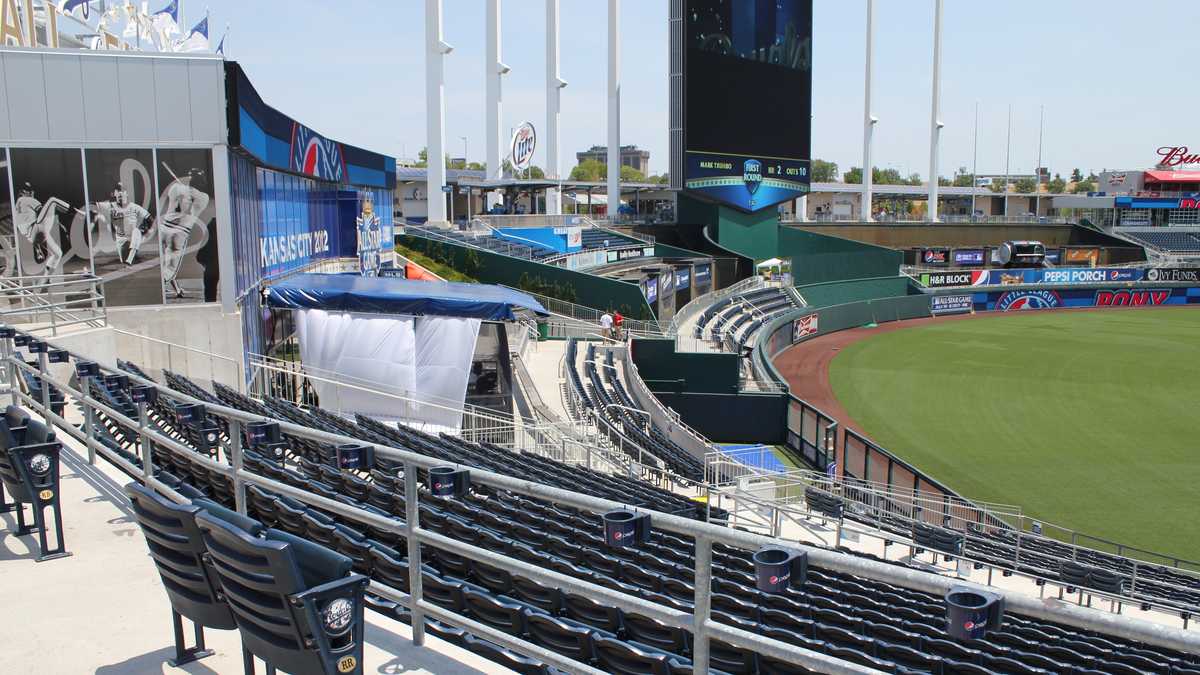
left=682, top=0, right=812, bottom=213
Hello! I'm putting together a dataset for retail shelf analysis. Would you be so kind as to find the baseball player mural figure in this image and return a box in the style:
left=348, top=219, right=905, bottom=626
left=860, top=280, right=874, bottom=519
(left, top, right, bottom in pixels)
left=158, top=166, right=209, bottom=298
left=91, top=183, right=154, bottom=266
left=13, top=182, right=67, bottom=281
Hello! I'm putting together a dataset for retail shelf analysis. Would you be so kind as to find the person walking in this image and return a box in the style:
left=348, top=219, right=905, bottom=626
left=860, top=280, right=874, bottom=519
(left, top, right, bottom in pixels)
left=613, top=310, right=624, bottom=340
left=600, top=310, right=614, bottom=340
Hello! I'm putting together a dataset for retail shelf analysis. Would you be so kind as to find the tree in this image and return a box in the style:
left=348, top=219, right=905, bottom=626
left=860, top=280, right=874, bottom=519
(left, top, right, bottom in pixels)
left=952, top=166, right=974, bottom=187
left=938, top=177, right=952, bottom=187
left=1014, top=177, right=1038, bottom=194
left=811, top=159, right=838, bottom=183
left=842, top=167, right=863, bottom=184
left=1070, top=168, right=1083, bottom=183
left=414, top=147, right=429, bottom=168
left=989, top=178, right=1007, bottom=193
left=842, top=167, right=912, bottom=185
left=647, top=173, right=670, bottom=185
left=569, top=159, right=606, bottom=181
left=619, top=165, right=645, bottom=182
left=1047, top=173, right=1067, bottom=194
left=1070, top=180, right=1096, bottom=194
left=466, top=161, right=485, bottom=171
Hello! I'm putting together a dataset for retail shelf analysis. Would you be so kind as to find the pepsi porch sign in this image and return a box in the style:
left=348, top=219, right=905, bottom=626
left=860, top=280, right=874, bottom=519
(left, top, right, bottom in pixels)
left=685, top=151, right=809, bottom=213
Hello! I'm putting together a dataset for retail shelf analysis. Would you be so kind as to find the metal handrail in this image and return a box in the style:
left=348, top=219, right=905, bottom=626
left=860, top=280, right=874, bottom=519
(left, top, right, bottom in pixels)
left=10, top=339, right=1200, bottom=657
left=112, top=328, right=244, bottom=393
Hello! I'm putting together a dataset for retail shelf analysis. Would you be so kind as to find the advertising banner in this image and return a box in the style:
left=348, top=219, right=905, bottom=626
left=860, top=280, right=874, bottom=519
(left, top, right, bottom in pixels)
left=973, top=286, right=1200, bottom=311
left=645, top=275, right=658, bottom=303
left=356, top=190, right=383, bottom=277
left=918, top=270, right=987, bottom=288
left=675, top=267, right=691, bottom=290
left=84, top=148, right=164, bottom=305
left=1145, top=268, right=1200, bottom=283
left=921, top=248, right=949, bottom=265
left=1063, top=248, right=1099, bottom=267
left=661, top=270, right=676, bottom=295
left=986, top=268, right=1143, bottom=286
left=694, top=263, right=712, bottom=287
left=953, top=249, right=986, bottom=266
left=157, top=149, right=219, bottom=304
left=791, top=313, right=819, bottom=343
left=930, top=294, right=973, bottom=315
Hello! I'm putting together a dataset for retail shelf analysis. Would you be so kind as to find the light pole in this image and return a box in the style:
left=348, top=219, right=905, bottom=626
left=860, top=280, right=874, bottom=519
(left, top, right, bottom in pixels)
left=461, top=136, right=468, bottom=164
left=971, top=102, right=979, bottom=219
left=861, top=0, right=877, bottom=222
left=1003, top=104, right=1012, bottom=218
left=1035, top=105, right=1045, bottom=218
left=927, top=0, right=944, bottom=223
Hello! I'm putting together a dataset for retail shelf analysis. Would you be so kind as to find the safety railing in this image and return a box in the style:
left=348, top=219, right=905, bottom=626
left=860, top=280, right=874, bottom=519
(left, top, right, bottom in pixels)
left=9, top=336, right=1200, bottom=657
left=668, top=275, right=765, bottom=338
left=502, top=285, right=664, bottom=335
left=111, top=329, right=244, bottom=394
left=0, top=272, right=107, bottom=336
left=246, top=353, right=602, bottom=468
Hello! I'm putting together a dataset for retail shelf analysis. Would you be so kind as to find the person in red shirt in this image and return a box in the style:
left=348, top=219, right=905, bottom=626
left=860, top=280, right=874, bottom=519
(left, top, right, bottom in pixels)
left=613, top=310, right=624, bottom=340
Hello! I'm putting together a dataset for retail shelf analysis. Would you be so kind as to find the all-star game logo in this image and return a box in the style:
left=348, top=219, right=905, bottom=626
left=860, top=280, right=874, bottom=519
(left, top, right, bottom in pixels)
left=743, top=159, right=762, bottom=208
left=357, top=193, right=382, bottom=277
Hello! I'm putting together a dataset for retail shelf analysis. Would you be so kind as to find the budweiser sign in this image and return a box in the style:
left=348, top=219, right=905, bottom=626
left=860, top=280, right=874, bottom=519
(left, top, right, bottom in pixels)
left=1157, top=146, right=1200, bottom=167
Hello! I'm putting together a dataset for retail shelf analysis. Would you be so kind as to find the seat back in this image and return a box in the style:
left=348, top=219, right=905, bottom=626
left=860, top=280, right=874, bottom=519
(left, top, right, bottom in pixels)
left=125, top=483, right=237, bottom=630
left=196, top=513, right=360, bottom=675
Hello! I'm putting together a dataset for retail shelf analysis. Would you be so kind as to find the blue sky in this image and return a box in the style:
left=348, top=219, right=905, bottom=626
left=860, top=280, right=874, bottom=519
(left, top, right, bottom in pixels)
left=195, top=1, right=1200, bottom=180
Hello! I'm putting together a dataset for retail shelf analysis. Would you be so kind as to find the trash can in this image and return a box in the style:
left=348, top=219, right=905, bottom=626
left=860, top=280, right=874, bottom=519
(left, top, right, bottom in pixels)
left=537, top=320, right=549, bottom=341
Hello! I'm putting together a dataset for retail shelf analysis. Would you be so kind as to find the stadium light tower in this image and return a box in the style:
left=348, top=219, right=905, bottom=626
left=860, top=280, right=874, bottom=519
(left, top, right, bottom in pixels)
left=546, top=0, right=567, bottom=215
left=861, top=0, right=877, bottom=222
left=426, top=0, right=452, bottom=226
left=607, top=0, right=621, bottom=220
left=927, top=0, right=944, bottom=222
left=486, top=0, right=510, bottom=210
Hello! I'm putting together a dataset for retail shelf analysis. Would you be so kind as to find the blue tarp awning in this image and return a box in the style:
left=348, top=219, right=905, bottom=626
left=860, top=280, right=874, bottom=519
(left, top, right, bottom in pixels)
left=265, top=274, right=548, bottom=321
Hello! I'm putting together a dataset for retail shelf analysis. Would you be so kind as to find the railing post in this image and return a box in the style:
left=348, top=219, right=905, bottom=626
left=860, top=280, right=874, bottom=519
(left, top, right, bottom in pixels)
left=81, top=376, right=96, bottom=465
left=1, top=336, right=14, bottom=406
left=37, top=349, right=50, bottom=424
left=229, top=419, right=246, bottom=515
left=404, top=460, right=426, bottom=646
left=691, top=534, right=713, bottom=675
left=138, top=401, right=153, bottom=482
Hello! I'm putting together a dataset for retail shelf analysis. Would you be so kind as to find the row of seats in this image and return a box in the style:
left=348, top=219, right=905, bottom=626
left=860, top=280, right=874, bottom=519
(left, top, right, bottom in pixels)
left=1120, top=229, right=1200, bottom=253
left=566, top=338, right=705, bottom=480
left=42, top=348, right=1200, bottom=673
left=694, top=287, right=789, bottom=339
left=191, top=407, right=1200, bottom=675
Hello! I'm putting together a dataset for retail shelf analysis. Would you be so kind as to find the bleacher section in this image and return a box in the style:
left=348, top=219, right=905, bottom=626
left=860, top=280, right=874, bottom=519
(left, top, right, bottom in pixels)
left=565, top=340, right=705, bottom=483
left=42, top=356, right=1200, bottom=674
left=1119, top=229, right=1200, bottom=254
left=409, top=224, right=648, bottom=263
left=695, top=286, right=800, bottom=353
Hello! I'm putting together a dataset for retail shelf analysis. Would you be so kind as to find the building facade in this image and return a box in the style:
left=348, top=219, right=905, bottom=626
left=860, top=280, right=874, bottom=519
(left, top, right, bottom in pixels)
left=576, top=145, right=651, bottom=175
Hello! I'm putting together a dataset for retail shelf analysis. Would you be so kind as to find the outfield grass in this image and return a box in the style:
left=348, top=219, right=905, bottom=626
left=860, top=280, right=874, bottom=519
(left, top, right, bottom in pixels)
left=829, top=308, right=1200, bottom=563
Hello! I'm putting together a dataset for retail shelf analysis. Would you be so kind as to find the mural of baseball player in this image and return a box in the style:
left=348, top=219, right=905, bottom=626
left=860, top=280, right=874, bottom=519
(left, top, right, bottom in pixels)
left=0, top=156, right=15, bottom=279
left=8, top=148, right=93, bottom=282
left=92, top=183, right=154, bottom=265
left=155, top=149, right=216, bottom=304
left=84, top=148, right=164, bottom=305
left=13, top=182, right=69, bottom=283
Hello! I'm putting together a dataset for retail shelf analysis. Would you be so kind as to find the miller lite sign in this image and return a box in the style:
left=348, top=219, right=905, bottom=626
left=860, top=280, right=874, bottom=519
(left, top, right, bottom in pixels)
left=510, top=122, right=537, bottom=172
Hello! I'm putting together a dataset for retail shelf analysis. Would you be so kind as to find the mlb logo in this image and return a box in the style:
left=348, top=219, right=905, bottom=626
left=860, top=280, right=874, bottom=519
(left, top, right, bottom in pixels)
left=743, top=160, right=763, bottom=194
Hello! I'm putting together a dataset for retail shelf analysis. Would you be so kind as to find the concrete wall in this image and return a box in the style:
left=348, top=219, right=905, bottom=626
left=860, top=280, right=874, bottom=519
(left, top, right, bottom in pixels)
left=106, top=304, right=244, bottom=388
left=790, top=222, right=1095, bottom=249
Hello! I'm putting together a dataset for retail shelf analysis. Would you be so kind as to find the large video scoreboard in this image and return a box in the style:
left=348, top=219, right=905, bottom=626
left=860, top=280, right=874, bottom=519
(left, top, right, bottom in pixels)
left=670, top=0, right=813, bottom=213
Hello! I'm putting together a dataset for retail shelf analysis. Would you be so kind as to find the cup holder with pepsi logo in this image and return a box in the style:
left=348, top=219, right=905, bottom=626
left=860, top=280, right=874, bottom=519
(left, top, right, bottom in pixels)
left=603, top=509, right=650, bottom=547
left=945, top=586, right=1004, bottom=641
left=753, top=547, right=807, bottom=593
